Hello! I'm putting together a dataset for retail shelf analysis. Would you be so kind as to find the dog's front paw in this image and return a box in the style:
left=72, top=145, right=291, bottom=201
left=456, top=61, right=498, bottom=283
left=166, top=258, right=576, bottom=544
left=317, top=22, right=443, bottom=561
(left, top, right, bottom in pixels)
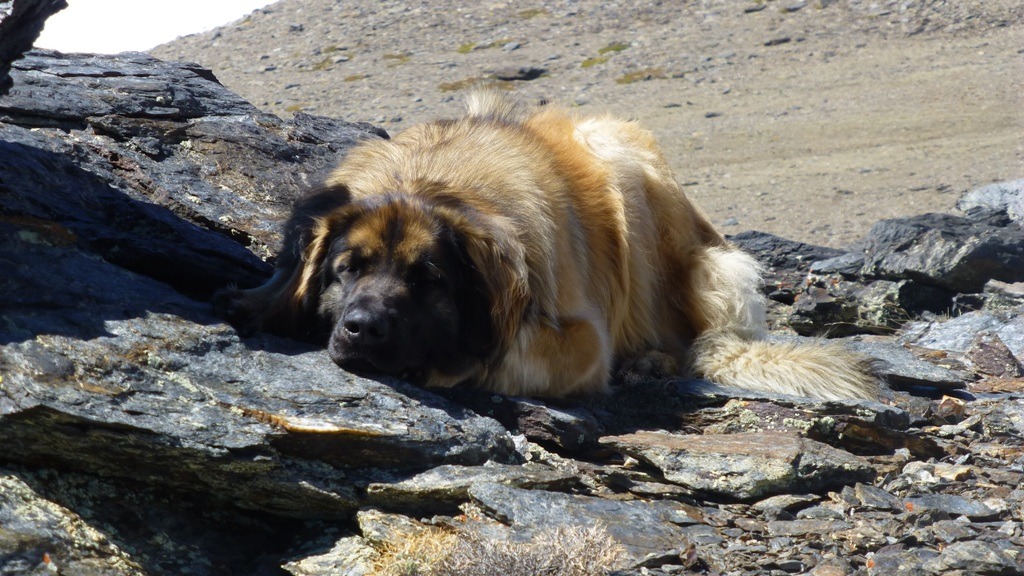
left=211, top=286, right=262, bottom=336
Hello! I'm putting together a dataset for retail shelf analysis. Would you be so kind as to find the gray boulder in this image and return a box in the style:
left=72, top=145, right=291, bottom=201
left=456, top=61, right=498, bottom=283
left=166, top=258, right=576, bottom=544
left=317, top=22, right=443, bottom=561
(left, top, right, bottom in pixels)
left=600, top=431, right=876, bottom=500
left=860, top=212, right=1024, bottom=294
left=957, top=179, right=1024, bottom=223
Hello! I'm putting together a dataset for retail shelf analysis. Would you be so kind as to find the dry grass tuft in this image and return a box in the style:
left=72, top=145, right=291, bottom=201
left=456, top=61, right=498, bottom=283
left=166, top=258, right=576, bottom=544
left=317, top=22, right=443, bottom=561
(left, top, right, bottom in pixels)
left=373, top=524, right=627, bottom=576
left=374, top=528, right=457, bottom=576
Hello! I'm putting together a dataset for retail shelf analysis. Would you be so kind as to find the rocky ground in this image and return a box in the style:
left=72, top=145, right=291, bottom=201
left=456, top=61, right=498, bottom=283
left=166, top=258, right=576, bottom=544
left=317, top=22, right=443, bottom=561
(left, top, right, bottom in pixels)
left=151, top=0, right=1024, bottom=248
left=3, top=1, right=1024, bottom=575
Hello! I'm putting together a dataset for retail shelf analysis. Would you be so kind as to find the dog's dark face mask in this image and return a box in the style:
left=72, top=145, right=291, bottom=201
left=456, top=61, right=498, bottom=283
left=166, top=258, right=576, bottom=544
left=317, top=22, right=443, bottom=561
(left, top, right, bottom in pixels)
left=317, top=198, right=493, bottom=382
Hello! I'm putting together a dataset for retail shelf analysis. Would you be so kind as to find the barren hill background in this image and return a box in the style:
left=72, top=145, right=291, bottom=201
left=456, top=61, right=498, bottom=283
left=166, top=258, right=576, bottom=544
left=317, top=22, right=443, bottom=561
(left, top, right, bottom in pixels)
left=152, top=0, right=1024, bottom=248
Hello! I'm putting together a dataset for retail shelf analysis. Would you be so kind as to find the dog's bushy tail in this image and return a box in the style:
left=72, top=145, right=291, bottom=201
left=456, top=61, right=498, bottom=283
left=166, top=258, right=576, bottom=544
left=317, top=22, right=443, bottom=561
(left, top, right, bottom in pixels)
left=688, top=247, right=879, bottom=401
left=691, top=330, right=878, bottom=401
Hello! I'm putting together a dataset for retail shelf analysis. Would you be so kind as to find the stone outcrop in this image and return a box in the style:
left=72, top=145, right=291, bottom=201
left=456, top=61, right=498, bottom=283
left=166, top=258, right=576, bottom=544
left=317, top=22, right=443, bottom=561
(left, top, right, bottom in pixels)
left=2, top=7, right=1024, bottom=574
left=0, top=0, right=65, bottom=95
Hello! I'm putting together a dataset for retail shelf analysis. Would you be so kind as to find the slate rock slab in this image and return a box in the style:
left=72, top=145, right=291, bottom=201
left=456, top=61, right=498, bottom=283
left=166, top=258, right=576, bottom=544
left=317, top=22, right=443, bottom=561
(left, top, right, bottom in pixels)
left=1, top=49, right=385, bottom=274
left=729, top=230, right=845, bottom=272
left=0, top=472, right=142, bottom=576
left=842, top=337, right=968, bottom=392
left=0, top=227, right=514, bottom=521
left=443, top=389, right=604, bottom=452
left=860, top=212, right=1024, bottom=294
left=920, top=540, right=1023, bottom=575
left=282, top=536, right=377, bottom=576
left=0, top=47, right=520, bottom=525
left=366, top=462, right=577, bottom=514
left=2, top=464, right=323, bottom=575
left=901, top=310, right=1024, bottom=362
left=468, top=482, right=700, bottom=566
left=957, top=179, right=1024, bottom=223
left=1, top=310, right=516, bottom=517
left=905, top=494, right=998, bottom=520
left=600, top=431, right=876, bottom=500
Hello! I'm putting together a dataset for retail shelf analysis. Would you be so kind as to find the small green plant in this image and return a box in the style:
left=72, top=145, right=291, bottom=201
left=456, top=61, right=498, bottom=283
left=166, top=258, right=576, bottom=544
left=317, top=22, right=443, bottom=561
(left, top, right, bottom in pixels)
left=518, top=8, right=548, bottom=19
left=383, top=52, right=411, bottom=66
left=344, top=74, right=368, bottom=82
left=456, top=38, right=515, bottom=54
left=311, top=57, right=333, bottom=71
left=598, top=41, right=630, bottom=55
left=581, top=41, right=630, bottom=68
left=616, top=67, right=666, bottom=84
left=438, top=78, right=476, bottom=92
left=581, top=56, right=609, bottom=68
left=438, top=77, right=514, bottom=93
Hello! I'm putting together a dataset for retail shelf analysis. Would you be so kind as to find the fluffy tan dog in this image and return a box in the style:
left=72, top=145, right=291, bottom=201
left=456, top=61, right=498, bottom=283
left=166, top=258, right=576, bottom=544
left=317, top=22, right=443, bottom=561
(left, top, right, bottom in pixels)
left=221, top=93, right=877, bottom=401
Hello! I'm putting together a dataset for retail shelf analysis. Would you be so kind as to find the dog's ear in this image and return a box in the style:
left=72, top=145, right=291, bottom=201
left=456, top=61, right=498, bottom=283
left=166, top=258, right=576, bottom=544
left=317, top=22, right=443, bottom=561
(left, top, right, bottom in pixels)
left=453, top=241, right=497, bottom=359
left=451, top=213, right=530, bottom=355
left=216, top=183, right=351, bottom=341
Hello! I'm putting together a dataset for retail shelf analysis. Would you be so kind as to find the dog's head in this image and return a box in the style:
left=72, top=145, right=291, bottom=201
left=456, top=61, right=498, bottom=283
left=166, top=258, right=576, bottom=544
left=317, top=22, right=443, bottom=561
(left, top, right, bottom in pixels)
left=234, top=185, right=530, bottom=385
left=320, top=193, right=494, bottom=379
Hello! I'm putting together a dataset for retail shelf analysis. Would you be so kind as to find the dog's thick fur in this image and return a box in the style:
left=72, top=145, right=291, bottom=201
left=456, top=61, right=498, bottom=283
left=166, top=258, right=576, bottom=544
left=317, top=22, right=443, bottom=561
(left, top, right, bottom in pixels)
left=221, top=93, right=878, bottom=401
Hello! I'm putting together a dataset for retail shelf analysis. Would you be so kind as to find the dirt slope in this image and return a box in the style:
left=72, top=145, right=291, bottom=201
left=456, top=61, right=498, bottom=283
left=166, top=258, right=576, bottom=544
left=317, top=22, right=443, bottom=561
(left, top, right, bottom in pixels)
left=152, top=0, right=1024, bottom=248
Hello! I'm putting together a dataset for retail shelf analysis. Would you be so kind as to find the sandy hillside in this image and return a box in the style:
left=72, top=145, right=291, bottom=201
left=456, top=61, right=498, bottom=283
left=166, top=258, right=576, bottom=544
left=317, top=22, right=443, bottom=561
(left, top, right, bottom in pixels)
left=152, top=0, right=1024, bottom=248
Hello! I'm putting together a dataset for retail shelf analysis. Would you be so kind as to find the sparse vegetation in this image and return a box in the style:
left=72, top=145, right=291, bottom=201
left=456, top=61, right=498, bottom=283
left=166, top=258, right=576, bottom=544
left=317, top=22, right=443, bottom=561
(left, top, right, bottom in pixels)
left=581, top=41, right=630, bottom=68
left=344, top=73, right=369, bottom=82
left=616, top=67, right=666, bottom=84
left=383, top=52, right=411, bottom=66
left=374, top=528, right=458, bottom=576
left=598, top=41, right=630, bottom=55
left=456, top=38, right=515, bottom=53
left=308, top=46, right=351, bottom=71
left=373, top=524, right=627, bottom=576
left=518, top=8, right=549, bottom=19
left=437, top=77, right=514, bottom=93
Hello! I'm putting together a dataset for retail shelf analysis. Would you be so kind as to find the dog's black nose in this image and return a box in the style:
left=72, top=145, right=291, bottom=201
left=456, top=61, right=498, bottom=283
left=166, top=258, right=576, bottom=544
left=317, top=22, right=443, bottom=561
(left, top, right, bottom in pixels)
left=343, top=309, right=390, bottom=346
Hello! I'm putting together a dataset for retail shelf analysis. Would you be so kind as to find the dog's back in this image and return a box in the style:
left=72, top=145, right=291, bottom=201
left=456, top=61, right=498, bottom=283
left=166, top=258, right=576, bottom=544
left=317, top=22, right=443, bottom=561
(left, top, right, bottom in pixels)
left=466, top=93, right=878, bottom=400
